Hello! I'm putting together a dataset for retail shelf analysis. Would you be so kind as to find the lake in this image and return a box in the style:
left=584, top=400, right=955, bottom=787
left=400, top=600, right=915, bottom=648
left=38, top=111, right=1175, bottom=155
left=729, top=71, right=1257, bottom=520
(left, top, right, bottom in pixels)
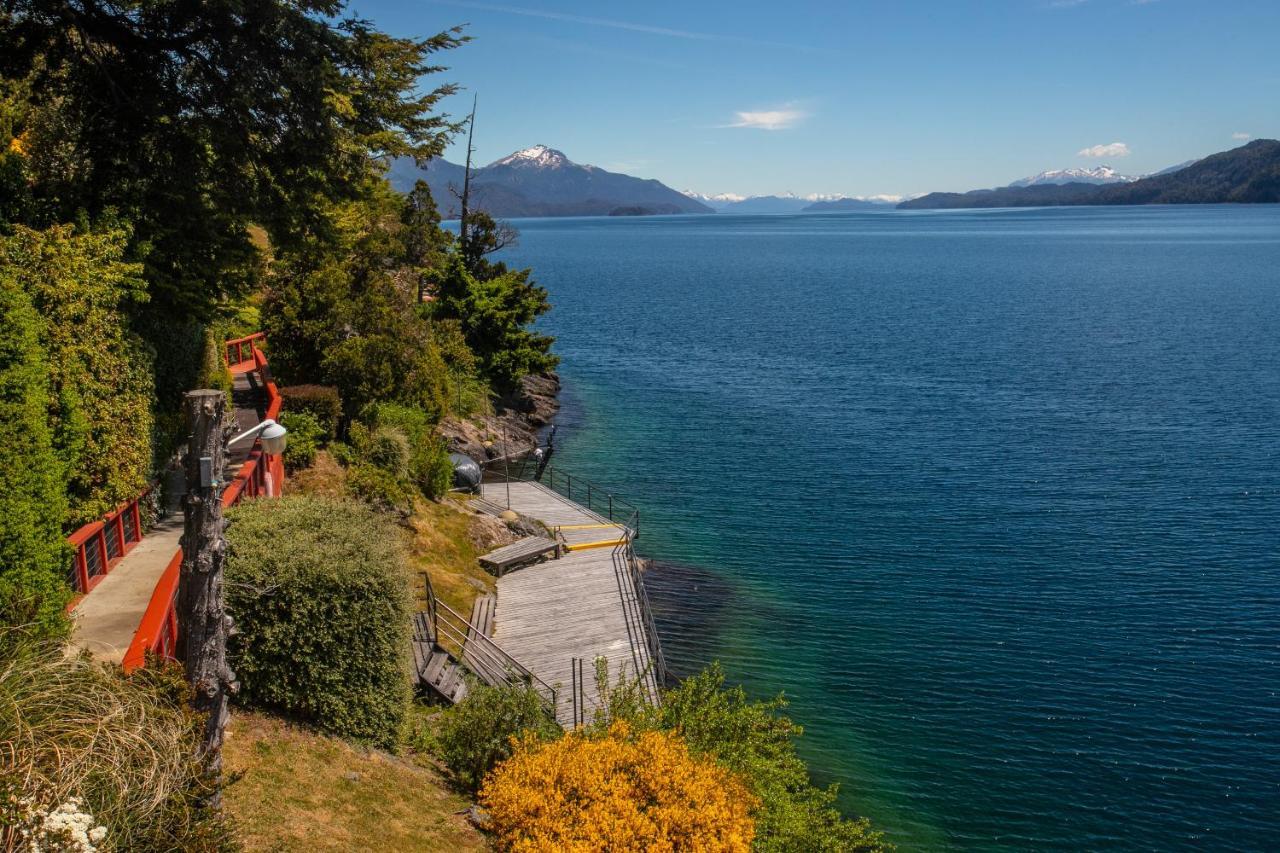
left=497, top=205, right=1280, bottom=850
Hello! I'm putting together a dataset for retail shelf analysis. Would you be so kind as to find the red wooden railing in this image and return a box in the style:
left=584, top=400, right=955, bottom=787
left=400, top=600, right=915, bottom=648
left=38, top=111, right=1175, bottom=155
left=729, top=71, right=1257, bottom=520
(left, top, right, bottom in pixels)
left=120, top=334, right=282, bottom=671
left=224, top=332, right=266, bottom=373
left=65, top=492, right=149, bottom=598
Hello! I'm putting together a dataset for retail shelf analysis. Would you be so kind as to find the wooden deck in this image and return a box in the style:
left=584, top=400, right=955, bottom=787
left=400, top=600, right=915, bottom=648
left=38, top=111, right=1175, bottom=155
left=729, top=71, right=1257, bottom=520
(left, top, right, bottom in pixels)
left=483, top=481, right=656, bottom=726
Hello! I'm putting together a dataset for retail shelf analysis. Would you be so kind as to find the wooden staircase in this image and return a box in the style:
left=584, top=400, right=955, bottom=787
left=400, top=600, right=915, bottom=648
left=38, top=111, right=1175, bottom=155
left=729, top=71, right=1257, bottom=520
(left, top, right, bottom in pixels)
left=411, top=576, right=556, bottom=714
left=412, top=611, right=468, bottom=704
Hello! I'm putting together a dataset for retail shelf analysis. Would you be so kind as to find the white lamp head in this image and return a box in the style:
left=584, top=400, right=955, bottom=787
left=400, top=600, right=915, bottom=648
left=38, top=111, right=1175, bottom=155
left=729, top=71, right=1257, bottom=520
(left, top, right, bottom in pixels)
left=259, top=419, right=288, bottom=455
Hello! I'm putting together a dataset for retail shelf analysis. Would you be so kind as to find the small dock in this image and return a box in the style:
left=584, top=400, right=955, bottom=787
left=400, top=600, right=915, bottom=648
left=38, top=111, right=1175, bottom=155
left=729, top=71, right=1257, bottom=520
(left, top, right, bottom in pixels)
left=481, top=480, right=661, bottom=726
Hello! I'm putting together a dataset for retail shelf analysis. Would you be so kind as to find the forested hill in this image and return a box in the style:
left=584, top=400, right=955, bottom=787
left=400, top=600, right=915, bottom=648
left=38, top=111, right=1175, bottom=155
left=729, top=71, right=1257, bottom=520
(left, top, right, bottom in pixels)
left=900, top=139, right=1280, bottom=209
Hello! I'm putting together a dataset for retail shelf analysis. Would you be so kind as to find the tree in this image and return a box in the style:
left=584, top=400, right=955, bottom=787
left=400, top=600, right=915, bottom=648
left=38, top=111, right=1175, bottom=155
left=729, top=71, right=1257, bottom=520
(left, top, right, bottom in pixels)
left=401, top=180, right=453, bottom=303
left=1, top=0, right=467, bottom=318
left=264, top=186, right=458, bottom=419
left=0, top=276, right=68, bottom=635
left=435, top=256, right=557, bottom=389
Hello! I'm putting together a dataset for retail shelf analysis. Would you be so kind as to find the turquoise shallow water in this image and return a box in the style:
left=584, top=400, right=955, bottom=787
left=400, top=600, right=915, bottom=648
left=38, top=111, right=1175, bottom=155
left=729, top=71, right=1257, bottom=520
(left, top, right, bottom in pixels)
left=496, top=206, right=1280, bottom=850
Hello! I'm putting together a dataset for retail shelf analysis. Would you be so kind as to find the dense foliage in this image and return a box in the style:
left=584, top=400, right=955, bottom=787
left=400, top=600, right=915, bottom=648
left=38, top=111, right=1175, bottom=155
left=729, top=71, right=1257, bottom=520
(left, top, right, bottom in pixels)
left=2, top=224, right=155, bottom=525
left=645, top=666, right=890, bottom=852
left=430, top=682, right=561, bottom=794
left=1, top=0, right=465, bottom=316
left=480, top=721, right=758, bottom=852
left=225, top=496, right=414, bottom=747
left=435, top=256, right=557, bottom=389
left=0, top=640, right=234, bottom=851
left=361, top=403, right=454, bottom=499
left=281, top=384, right=344, bottom=443
left=0, top=279, right=68, bottom=634
left=279, top=411, right=324, bottom=472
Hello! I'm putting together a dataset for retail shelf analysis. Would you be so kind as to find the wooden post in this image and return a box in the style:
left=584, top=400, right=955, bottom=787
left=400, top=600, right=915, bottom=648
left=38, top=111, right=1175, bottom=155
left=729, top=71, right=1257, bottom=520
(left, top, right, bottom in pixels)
left=177, top=389, right=237, bottom=807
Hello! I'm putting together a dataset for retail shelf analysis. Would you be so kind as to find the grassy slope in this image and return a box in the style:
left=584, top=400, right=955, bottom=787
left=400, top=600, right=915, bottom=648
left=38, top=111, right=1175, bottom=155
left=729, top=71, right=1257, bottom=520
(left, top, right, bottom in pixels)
left=407, top=495, right=497, bottom=619
left=286, top=451, right=498, bottom=618
left=224, top=712, right=487, bottom=852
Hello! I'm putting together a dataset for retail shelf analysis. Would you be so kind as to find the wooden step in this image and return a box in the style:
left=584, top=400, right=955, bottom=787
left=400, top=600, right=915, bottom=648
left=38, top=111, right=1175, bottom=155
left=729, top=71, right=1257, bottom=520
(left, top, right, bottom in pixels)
left=467, top=594, right=495, bottom=639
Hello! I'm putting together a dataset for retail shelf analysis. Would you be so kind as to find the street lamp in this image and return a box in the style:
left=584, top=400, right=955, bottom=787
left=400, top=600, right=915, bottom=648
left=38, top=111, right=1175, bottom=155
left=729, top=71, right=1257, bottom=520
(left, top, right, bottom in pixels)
left=227, top=418, right=288, bottom=455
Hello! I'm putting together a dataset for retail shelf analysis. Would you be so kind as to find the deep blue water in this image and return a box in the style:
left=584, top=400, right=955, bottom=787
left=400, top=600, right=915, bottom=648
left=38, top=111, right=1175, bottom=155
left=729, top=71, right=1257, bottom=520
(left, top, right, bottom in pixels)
left=498, top=206, right=1280, bottom=850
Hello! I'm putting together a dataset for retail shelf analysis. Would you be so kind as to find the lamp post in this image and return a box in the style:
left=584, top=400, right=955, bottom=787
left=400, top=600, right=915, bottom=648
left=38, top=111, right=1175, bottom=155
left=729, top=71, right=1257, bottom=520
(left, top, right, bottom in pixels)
left=178, top=394, right=287, bottom=806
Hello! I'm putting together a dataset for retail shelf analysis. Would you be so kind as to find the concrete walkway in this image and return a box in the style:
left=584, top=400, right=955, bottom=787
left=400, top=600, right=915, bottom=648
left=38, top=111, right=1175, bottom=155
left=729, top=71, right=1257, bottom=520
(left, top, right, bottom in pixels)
left=69, top=517, right=183, bottom=663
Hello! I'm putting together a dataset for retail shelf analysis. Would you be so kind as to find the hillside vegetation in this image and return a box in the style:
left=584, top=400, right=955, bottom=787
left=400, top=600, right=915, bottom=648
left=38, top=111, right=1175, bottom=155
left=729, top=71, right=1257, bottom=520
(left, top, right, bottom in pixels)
left=900, top=139, right=1280, bottom=208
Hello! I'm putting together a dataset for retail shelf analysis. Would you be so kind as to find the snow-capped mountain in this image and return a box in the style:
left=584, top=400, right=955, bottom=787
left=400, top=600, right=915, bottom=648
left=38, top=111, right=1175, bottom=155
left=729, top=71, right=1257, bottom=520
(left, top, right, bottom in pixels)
left=681, top=190, right=747, bottom=209
left=1008, top=165, right=1139, bottom=187
left=488, top=144, right=577, bottom=170
left=683, top=190, right=898, bottom=213
left=388, top=146, right=711, bottom=217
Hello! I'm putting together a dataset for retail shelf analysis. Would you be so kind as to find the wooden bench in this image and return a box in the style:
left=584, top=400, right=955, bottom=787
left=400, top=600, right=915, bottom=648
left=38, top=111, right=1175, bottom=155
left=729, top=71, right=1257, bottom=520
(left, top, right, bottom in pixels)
left=478, top=536, right=561, bottom=576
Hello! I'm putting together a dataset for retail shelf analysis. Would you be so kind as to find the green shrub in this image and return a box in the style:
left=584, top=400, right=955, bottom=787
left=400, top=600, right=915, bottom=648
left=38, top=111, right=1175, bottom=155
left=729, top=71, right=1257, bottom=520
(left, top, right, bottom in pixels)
left=362, top=426, right=411, bottom=477
left=328, top=441, right=356, bottom=468
left=361, top=403, right=454, bottom=499
left=280, top=384, right=342, bottom=443
left=0, top=278, right=69, bottom=635
left=345, top=463, right=414, bottom=517
left=429, top=682, right=561, bottom=794
left=0, top=640, right=234, bottom=851
left=225, top=496, right=414, bottom=747
left=279, top=411, right=323, bottom=472
left=635, top=665, right=891, bottom=852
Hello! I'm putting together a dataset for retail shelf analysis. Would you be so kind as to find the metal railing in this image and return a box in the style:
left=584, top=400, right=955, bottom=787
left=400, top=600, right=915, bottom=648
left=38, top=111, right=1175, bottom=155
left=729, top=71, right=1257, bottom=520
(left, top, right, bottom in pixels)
left=611, top=510, right=666, bottom=705
left=419, top=572, right=557, bottom=714
left=481, top=456, right=641, bottom=536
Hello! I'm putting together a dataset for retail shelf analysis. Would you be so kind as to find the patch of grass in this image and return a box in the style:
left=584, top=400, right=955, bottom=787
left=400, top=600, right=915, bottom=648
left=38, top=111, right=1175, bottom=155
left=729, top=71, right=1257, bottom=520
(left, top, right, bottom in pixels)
left=223, top=711, right=486, bottom=852
left=407, top=496, right=500, bottom=619
left=284, top=449, right=347, bottom=498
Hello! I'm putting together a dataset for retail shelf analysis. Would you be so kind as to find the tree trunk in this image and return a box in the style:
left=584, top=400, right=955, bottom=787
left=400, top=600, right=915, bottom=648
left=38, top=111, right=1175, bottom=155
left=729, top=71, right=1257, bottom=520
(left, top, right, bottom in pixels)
left=177, top=389, right=237, bottom=807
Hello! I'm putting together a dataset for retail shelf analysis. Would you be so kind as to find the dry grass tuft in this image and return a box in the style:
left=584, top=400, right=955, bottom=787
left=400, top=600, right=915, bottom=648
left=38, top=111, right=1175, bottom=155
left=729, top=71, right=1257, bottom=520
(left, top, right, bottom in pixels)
left=0, top=639, right=229, bottom=850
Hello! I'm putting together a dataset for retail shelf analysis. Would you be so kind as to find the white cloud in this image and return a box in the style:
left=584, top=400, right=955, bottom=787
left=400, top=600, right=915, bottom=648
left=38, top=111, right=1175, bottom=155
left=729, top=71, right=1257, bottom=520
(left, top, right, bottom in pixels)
left=1232, top=132, right=1251, bottom=140
left=726, top=108, right=808, bottom=131
left=1078, top=141, right=1131, bottom=158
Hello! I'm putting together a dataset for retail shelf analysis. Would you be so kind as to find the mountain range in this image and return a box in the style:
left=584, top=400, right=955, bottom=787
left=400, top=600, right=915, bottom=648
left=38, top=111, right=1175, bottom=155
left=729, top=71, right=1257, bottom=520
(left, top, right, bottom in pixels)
left=682, top=191, right=898, bottom=214
left=387, top=146, right=711, bottom=218
left=900, top=141, right=1280, bottom=209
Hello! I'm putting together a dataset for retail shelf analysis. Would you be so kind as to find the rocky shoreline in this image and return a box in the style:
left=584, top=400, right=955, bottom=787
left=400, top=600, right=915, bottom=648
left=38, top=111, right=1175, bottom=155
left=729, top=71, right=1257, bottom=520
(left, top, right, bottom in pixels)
left=438, top=372, right=560, bottom=463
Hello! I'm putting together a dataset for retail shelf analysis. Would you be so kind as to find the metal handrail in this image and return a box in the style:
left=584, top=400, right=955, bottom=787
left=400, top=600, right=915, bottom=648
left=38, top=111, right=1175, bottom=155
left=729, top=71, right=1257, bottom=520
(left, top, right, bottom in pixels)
left=429, top=595, right=558, bottom=713
left=612, top=509, right=667, bottom=705
left=481, top=457, right=641, bottom=536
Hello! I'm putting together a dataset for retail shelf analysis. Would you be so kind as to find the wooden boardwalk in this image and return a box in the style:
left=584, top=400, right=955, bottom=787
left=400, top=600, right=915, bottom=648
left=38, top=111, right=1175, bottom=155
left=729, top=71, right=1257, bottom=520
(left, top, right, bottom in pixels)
left=483, top=481, right=657, bottom=726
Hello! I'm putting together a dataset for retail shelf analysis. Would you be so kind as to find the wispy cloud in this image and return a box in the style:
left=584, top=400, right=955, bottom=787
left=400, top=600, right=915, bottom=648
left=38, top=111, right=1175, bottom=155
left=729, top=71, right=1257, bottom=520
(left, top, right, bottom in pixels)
left=724, top=108, right=809, bottom=131
left=1232, top=132, right=1252, bottom=140
left=1048, top=0, right=1088, bottom=8
left=1078, top=141, right=1131, bottom=158
left=429, top=1, right=824, bottom=52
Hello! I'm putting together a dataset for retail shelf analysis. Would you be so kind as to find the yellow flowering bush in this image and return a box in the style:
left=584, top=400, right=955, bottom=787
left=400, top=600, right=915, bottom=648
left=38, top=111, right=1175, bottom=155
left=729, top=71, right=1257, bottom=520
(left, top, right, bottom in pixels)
left=480, top=721, right=758, bottom=852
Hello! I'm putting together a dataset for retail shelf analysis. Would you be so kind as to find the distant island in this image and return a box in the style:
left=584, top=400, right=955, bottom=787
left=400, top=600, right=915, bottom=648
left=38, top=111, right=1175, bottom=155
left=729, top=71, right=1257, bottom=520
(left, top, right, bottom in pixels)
left=900, top=140, right=1280, bottom=209
left=388, top=145, right=711, bottom=218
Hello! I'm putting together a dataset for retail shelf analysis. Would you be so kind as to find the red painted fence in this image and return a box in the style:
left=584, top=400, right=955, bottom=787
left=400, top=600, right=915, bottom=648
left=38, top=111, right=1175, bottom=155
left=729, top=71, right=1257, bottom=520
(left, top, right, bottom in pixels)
left=65, top=492, right=148, bottom=597
left=117, top=333, right=283, bottom=671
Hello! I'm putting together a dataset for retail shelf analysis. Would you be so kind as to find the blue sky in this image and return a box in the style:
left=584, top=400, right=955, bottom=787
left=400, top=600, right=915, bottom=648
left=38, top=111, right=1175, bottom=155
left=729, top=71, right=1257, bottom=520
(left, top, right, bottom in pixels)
left=351, top=0, right=1280, bottom=198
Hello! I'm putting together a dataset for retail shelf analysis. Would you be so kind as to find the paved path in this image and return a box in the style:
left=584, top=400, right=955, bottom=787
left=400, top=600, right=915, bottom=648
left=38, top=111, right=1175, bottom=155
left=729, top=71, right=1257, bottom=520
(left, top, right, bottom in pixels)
left=484, top=480, right=656, bottom=726
left=69, top=374, right=264, bottom=663
left=69, top=517, right=183, bottom=663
